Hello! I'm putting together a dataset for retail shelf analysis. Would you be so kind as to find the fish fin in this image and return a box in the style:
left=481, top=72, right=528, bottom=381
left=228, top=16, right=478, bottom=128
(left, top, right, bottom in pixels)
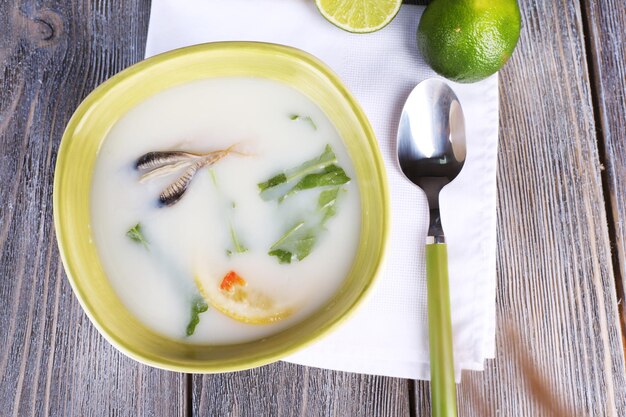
left=135, top=151, right=196, bottom=171
left=139, top=160, right=193, bottom=182
left=158, top=162, right=200, bottom=206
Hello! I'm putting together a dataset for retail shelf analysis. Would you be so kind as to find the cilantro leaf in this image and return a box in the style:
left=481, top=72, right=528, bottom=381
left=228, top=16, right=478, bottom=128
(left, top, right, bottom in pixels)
left=229, top=222, right=248, bottom=254
left=126, top=223, right=149, bottom=249
left=269, top=221, right=317, bottom=263
left=279, top=165, right=350, bottom=202
left=186, top=295, right=209, bottom=336
left=319, top=187, right=341, bottom=223
left=258, top=145, right=337, bottom=199
left=268, top=249, right=294, bottom=264
left=258, top=173, right=287, bottom=192
left=289, top=114, right=317, bottom=130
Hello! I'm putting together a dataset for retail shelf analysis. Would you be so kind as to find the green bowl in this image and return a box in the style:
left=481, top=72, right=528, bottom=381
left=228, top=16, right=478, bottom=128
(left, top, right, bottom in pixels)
left=54, top=42, right=389, bottom=372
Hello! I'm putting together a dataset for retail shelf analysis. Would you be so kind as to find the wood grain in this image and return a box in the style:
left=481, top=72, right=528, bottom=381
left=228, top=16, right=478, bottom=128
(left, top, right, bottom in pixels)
left=0, top=1, right=185, bottom=416
left=583, top=0, right=626, bottom=329
left=411, top=1, right=626, bottom=415
left=193, top=363, right=410, bottom=417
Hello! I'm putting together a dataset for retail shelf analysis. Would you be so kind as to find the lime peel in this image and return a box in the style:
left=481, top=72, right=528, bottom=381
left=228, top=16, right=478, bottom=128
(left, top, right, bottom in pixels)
left=416, top=0, right=521, bottom=83
left=195, top=274, right=293, bottom=325
left=315, top=0, right=402, bottom=34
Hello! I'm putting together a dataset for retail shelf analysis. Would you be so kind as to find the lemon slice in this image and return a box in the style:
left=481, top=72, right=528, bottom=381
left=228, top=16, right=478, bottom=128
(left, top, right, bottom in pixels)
left=195, top=273, right=293, bottom=325
left=315, top=0, right=402, bottom=33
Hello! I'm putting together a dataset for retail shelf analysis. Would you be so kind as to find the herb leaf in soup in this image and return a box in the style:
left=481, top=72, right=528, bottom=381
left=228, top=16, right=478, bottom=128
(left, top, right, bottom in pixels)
left=279, top=165, right=350, bottom=202
left=319, top=187, right=342, bottom=223
left=186, top=295, right=209, bottom=336
left=289, top=114, right=317, bottom=130
left=258, top=173, right=287, bottom=193
left=268, top=249, right=293, bottom=264
left=258, top=145, right=338, bottom=200
left=269, top=221, right=317, bottom=264
left=268, top=187, right=344, bottom=264
left=262, top=145, right=350, bottom=264
left=284, top=144, right=336, bottom=182
left=229, top=222, right=248, bottom=255
left=126, top=223, right=149, bottom=249
left=208, top=168, right=218, bottom=187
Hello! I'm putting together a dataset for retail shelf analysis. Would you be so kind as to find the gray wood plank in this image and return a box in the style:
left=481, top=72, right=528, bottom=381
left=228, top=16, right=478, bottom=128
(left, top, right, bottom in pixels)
left=583, top=0, right=626, bottom=325
left=413, top=1, right=626, bottom=415
left=193, top=363, right=410, bottom=417
left=0, top=1, right=186, bottom=416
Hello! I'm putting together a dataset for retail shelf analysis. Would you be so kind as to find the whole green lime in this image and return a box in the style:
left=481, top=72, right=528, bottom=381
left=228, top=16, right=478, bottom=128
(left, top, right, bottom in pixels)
left=417, top=0, right=521, bottom=83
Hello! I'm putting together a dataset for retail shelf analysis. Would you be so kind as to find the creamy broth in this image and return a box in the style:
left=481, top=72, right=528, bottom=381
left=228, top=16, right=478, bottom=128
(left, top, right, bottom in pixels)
left=91, top=77, right=361, bottom=344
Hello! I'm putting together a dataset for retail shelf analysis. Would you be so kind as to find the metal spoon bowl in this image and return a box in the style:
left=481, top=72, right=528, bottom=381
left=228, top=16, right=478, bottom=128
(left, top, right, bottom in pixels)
left=396, top=79, right=466, bottom=417
left=398, top=79, right=466, bottom=237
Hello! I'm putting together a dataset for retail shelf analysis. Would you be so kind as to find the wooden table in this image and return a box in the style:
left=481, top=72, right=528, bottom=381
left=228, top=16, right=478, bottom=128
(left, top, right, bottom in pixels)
left=2, top=1, right=625, bottom=415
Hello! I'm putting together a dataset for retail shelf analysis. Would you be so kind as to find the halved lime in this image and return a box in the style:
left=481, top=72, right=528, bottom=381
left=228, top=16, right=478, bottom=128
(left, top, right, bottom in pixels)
left=315, top=0, right=402, bottom=33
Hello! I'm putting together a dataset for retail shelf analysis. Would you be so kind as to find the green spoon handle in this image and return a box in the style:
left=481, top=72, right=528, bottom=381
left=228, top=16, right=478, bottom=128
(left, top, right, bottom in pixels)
left=426, top=243, right=458, bottom=417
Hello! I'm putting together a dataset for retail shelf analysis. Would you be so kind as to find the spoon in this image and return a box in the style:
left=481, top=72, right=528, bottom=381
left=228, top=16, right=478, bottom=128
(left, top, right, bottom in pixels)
left=396, top=78, right=466, bottom=417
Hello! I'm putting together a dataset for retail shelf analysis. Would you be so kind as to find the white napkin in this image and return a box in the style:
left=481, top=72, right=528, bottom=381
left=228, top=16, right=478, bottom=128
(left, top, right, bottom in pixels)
left=146, top=0, right=498, bottom=381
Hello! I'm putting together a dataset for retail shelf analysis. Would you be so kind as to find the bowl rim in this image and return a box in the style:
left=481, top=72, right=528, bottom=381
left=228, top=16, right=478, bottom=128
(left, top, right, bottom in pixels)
left=53, top=41, right=390, bottom=372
